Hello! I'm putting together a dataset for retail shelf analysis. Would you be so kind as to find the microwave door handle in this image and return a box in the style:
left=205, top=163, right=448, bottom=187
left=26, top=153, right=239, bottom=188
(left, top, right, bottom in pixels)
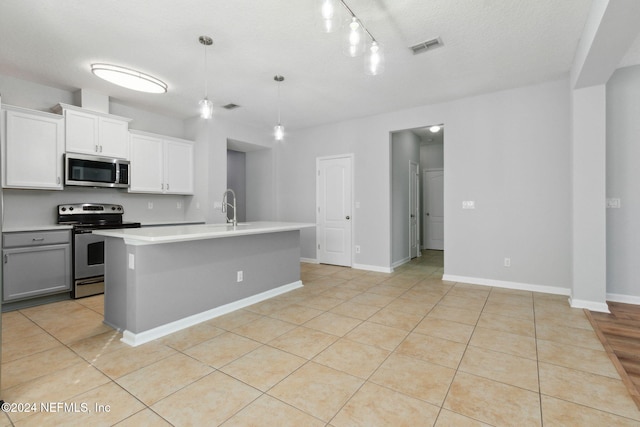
left=115, top=166, right=120, bottom=184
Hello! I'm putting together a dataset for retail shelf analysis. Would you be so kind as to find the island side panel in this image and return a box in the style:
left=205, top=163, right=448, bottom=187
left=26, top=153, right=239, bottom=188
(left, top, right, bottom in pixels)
left=103, top=237, right=129, bottom=331
left=127, top=230, right=300, bottom=333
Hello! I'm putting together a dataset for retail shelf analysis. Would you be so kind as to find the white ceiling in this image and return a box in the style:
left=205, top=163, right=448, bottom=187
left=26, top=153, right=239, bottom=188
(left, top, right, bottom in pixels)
left=0, top=0, right=613, bottom=132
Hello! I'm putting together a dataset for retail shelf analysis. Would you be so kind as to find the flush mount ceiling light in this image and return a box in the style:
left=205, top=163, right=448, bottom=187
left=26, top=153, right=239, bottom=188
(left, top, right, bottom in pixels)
left=90, top=63, right=167, bottom=93
left=274, top=75, right=285, bottom=141
left=198, top=35, right=214, bottom=120
left=430, top=125, right=442, bottom=133
left=319, top=0, right=384, bottom=75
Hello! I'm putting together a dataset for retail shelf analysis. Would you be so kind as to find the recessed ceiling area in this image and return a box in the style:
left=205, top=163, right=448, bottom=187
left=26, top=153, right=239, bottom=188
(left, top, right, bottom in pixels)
left=0, top=0, right=610, bottom=132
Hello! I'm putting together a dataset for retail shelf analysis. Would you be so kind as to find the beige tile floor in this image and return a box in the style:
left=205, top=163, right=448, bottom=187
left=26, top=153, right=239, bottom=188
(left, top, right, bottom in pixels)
left=2, top=250, right=640, bottom=426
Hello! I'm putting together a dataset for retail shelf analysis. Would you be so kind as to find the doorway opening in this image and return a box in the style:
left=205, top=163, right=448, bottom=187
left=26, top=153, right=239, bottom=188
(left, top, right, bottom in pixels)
left=390, top=125, right=444, bottom=269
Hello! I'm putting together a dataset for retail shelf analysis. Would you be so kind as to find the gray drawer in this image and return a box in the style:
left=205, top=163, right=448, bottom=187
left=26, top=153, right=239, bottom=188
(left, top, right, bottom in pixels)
left=3, top=230, right=71, bottom=248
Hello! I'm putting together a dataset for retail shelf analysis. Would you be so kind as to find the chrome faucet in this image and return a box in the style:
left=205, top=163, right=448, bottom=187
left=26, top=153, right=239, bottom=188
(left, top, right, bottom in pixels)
left=222, top=188, right=237, bottom=227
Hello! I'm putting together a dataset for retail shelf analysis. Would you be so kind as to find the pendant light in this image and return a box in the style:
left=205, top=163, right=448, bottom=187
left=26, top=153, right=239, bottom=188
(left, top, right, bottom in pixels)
left=344, top=16, right=365, bottom=57
left=274, top=75, right=285, bottom=141
left=364, top=40, right=384, bottom=75
left=198, top=35, right=213, bottom=119
left=319, top=0, right=338, bottom=33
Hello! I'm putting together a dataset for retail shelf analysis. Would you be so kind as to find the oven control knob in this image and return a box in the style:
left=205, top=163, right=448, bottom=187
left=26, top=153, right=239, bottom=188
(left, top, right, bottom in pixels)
left=117, top=207, right=122, bottom=211
left=111, top=207, right=116, bottom=211
left=69, top=207, right=74, bottom=211
left=61, top=207, right=67, bottom=212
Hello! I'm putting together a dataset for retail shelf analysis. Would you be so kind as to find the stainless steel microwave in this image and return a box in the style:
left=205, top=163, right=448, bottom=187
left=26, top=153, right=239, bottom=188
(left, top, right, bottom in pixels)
left=65, top=154, right=130, bottom=188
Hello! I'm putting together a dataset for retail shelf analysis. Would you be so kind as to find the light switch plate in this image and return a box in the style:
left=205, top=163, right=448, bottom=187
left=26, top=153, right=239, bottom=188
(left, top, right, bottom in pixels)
left=606, top=198, right=621, bottom=209
left=462, top=201, right=475, bottom=209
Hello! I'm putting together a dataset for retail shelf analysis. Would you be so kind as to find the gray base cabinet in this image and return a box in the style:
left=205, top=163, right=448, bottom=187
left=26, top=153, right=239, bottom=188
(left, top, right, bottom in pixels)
left=2, top=230, right=71, bottom=302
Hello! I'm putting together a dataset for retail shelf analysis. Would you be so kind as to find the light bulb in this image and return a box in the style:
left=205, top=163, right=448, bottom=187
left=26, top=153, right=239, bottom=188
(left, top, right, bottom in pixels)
left=321, top=0, right=334, bottom=19
left=199, top=98, right=213, bottom=119
left=274, top=124, right=284, bottom=141
left=429, top=125, right=441, bottom=133
left=349, top=19, right=361, bottom=45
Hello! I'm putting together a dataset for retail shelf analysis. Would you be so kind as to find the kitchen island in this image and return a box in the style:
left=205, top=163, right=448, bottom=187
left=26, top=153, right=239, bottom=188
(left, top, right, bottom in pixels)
left=94, top=222, right=314, bottom=346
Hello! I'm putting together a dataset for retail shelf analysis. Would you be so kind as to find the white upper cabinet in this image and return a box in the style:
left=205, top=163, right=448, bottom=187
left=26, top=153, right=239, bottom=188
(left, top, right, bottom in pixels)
left=164, top=139, right=194, bottom=195
left=129, top=130, right=194, bottom=195
left=2, top=105, right=64, bottom=190
left=53, top=104, right=131, bottom=159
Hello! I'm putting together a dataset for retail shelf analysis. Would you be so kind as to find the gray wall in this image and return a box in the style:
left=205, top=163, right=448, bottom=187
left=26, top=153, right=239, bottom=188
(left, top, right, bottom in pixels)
left=226, top=149, right=246, bottom=223
left=391, top=130, right=420, bottom=265
left=606, top=64, right=640, bottom=300
left=420, top=143, right=444, bottom=170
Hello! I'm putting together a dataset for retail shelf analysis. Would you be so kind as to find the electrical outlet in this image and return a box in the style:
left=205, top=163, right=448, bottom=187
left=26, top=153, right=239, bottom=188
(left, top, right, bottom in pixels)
left=606, top=198, right=621, bottom=209
left=147, top=202, right=153, bottom=210
left=128, top=254, right=135, bottom=270
left=355, top=245, right=361, bottom=254
left=462, top=201, right=475, bottom=209
left=504, top=258, right=511, bottom=267
left=237, top=271, right=243, bottom=282
left=214, top=201, right=222, bottom=210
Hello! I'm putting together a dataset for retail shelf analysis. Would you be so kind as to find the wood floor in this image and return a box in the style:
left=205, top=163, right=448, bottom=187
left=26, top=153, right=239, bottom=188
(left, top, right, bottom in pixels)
left=587, top=302, right=640, bottom=409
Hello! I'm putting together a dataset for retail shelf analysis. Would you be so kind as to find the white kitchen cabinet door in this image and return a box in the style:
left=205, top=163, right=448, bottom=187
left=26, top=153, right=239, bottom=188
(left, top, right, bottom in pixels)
left=2, top=107, right=64, bottom=190
left=98, top=116, right=129, bottom=159
left=57, top=104, right=130, bottom=159
left=129, top=133, right=164, bottom=193
left=64, top=108, right=99, bottom=155
left=164, top=139, right=194, bottom=195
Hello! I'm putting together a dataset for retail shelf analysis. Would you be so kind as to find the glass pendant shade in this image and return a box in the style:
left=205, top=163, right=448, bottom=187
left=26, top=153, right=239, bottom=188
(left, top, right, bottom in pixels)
left=319, top=0, right=338, bottom=33
left=343, top=17, right=365, bottom=57
left=199, top=97, right=213, bottom=119
left=364, top=41, right=384, bottom=75
left=274, top=124, right=284, bottom=141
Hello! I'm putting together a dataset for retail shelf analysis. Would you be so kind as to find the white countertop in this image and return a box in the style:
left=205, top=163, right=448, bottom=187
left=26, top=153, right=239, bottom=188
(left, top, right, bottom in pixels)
left=2, top=224, right=74, bottom=233
left=93, top=221, right=315, bottom=245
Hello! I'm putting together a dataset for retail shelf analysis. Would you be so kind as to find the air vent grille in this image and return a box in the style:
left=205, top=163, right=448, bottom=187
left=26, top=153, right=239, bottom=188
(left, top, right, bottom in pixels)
left=222, top=103, right=241, bottom=110
left=410, top=37, right=443, bottom=55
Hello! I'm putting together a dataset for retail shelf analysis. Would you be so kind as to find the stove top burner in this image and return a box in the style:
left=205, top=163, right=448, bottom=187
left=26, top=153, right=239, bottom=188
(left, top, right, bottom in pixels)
left=57, top=203, right=141, bottom=231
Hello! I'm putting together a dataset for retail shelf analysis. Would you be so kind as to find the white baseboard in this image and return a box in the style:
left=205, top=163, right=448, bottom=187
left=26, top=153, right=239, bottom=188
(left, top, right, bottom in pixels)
left=352, top=263, right=393, bottom=273
left=606, top=293, right=640, bottom=305
left=441, top=274, right=571, bottom=296
left=391, top=257, right=410, bottom=269
left=300, top=258, right=318, bottom=264
left=121, top=281, right=304, bottom=347
left=569, top=298, right=610, bottom=313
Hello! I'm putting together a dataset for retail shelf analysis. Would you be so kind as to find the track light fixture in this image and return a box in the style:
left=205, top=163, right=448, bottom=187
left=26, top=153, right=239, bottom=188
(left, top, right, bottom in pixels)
left=319, top=0, right=384, bottom=75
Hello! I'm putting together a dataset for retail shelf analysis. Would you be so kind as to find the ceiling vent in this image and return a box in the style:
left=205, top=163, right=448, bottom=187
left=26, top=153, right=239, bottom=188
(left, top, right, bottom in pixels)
left=222, top=103, right=241, bottom=110
left=410, top=37, right=443, bottom=55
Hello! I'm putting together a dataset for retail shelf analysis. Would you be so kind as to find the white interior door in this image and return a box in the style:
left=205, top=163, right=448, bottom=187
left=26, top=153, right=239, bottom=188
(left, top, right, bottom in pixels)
left=423, top=169, right=444, bottom=250
left=317, top=155, right=352, bottom=266
left=410, top=162, right=420, bottom=258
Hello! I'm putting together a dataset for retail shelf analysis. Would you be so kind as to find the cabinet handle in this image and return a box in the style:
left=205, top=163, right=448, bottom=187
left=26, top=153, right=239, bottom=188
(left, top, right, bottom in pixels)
left=166, top=183, right=170, bottom=190
left=161, top=183, right=164, bottom=190
left=57, top=177, right=61, bottom=184
left=32, top=237, right=45, bottom=242
left=95, top=145, right=99, bottom=152
left=4, top=254, right=7, bottom=264
left=100, top=145, right=103, bottom=153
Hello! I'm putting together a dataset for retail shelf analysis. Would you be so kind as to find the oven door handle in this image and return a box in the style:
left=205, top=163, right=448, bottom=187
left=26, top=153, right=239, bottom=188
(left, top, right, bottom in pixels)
left=77, top=277, right=104, bottom=285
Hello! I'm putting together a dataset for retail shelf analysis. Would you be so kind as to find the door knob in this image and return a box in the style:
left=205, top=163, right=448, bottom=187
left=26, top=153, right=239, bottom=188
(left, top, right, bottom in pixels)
left=426, top=212, right=430, bottom=216
left=346, top=216, right=350, bottom=220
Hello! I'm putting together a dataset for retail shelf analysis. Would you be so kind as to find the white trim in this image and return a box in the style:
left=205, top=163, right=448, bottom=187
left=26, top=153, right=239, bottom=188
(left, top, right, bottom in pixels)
left=121, top=281, right=304, bottom=347
left=300, top=257, right=318, bottom=264
left=424, top=167, right=444, bottom=172
left=442, top=274, right=571, bottom=296
left=569, top=297, right=610, bottom=313
left=352, top=263, right=393, bottom=273
left=392, top=256, right=411, bottom=269
left=606, top=293, right=640, bottom=305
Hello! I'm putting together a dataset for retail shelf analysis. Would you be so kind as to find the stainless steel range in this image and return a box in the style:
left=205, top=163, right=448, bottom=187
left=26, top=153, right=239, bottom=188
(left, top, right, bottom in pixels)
left=57, top=203, right=141, bottom=298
